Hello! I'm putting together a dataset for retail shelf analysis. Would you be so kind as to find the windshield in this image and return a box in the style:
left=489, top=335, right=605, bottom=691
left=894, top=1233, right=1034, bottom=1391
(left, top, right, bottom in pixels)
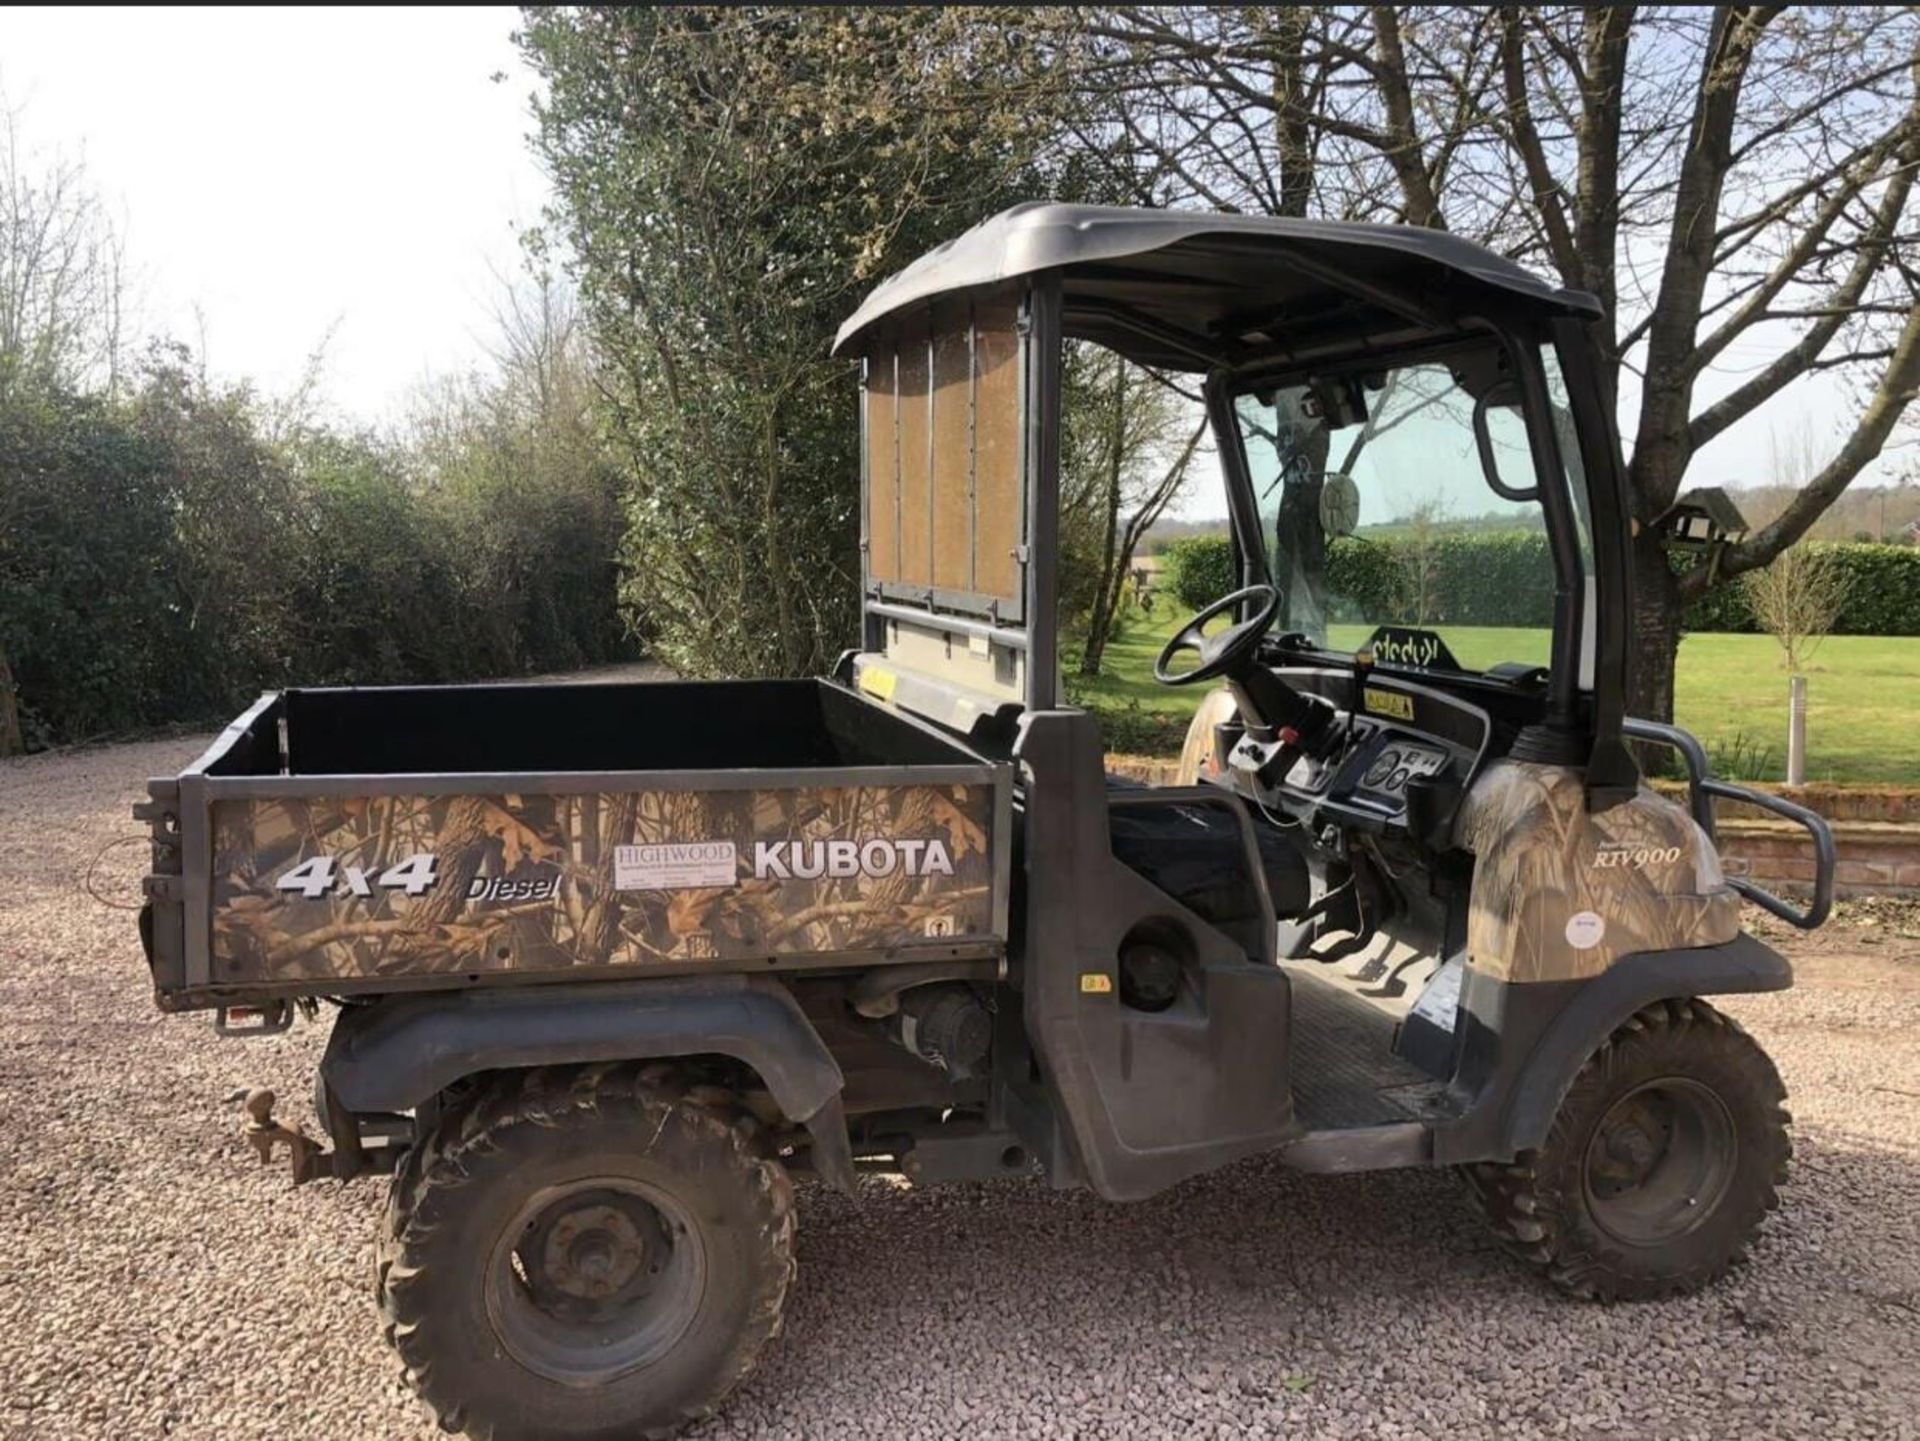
left=1236, top=354, right=1562, bottom=674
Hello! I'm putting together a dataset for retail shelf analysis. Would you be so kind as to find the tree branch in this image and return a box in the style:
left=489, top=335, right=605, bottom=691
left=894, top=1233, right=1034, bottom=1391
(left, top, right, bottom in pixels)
left=1684, top=296, right=1920, bottom=597
left=1691, top=163, right=1911, bottom=381
left=1627, top=4, right=1783, bottom=508
left=1500, top=9, right=1581, bottom=285
left=1688, top=146, right=1917, bottom=451
left=1369, top=6, right=1446, bottom=226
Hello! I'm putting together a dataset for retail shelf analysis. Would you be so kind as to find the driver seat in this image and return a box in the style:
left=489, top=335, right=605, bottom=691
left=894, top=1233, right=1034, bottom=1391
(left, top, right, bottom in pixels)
left=1103, top=776, right=1311, bottom=962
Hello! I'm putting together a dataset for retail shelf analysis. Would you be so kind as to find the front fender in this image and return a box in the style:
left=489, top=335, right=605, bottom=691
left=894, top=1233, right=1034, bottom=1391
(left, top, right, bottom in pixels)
left=320, top=974, right=854, bottom=1189
left=1434, top=931, right=1792, bottom=1166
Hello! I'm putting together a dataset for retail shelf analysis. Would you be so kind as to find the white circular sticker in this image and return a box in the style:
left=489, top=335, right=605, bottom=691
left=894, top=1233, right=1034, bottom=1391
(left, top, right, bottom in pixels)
left=1564, top=910, right=1606, bottom=950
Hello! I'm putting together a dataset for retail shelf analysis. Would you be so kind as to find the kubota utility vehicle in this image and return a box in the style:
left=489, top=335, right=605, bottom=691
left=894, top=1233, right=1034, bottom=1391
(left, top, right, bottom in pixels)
left=137, top=205, right=1835, bottom=1440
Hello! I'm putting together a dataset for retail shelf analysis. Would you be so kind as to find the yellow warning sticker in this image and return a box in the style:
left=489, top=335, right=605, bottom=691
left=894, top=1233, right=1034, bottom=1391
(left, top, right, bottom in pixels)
left=1079, top=973, right=1113, bottom=995
left=1364, top=686, right=1414, bottom=722
left=859, top=666, right=897, bottom=701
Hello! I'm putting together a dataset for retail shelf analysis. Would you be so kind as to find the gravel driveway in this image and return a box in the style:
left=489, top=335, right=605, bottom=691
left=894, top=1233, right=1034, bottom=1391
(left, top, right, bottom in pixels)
left=4, top=735, right=1917, bottom=1440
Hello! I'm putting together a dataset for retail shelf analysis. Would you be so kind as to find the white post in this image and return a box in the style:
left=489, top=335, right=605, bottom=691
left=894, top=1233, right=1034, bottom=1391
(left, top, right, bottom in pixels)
left=1786, top=673, right=1807, bottom=787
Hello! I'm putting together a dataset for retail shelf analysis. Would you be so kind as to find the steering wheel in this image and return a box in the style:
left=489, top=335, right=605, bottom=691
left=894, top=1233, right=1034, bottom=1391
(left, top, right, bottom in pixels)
left=1154, top=584, right=1283, bottom=687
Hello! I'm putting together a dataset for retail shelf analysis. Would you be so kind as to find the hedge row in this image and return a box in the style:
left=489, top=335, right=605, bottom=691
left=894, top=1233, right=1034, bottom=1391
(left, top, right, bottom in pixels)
left=1156, top=532, right=1920, bottom=636
left=1, top=371, right=631, bottom=751
left=1678, top=542, right=1920, bottom=636
left=1160, top=532, right=1558, bottom=628
left=1159, top=536, right=1240, bottom=611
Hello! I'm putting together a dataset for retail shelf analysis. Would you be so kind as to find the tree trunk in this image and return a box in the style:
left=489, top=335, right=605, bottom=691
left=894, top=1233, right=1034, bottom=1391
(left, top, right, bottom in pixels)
left=1272, top=425, right=1332, bottom=642
left=762, top=405, right=805, bottom=675
left=1629, top=529, right=1681, bottom=725
left=1079, top=365, right=1128, bottom=677
left=1081, top=606, right=1114, bottom=678
left=1271, top=8, right=1314, bottom=218
left=0, top=647, right=21, bottom=757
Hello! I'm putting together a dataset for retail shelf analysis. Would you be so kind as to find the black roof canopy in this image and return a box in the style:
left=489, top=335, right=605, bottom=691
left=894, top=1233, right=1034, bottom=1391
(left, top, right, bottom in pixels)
left=834, top=203, right=1601, bottom=371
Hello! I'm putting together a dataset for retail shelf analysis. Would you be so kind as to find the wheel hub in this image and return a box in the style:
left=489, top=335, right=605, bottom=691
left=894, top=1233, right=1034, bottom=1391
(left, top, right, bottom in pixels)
left=542, top=1203, right=648, bottom=1299
left=486, top=1179, right=706, bottom=1385
left=1591, top=1099, right=1670, bottom=1195
left=1583, top=1078, right=1737, bottom=1247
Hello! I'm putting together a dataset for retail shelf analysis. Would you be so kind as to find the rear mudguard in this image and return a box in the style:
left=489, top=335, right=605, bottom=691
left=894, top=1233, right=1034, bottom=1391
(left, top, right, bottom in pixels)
left=320, top=974, right=855, bottom=1190
left=1434, top=931, right=1792, bottom=1165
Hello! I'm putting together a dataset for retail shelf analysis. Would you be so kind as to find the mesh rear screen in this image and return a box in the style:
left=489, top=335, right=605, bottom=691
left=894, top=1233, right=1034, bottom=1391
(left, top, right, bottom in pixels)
left=863, top=295, right=1023, bottom=609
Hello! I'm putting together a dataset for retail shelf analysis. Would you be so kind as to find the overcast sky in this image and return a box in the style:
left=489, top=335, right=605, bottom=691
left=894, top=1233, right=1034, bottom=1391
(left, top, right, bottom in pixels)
left=0, top=5, right=544, bottom=421
left=0, top=5, right=1898, bottom=514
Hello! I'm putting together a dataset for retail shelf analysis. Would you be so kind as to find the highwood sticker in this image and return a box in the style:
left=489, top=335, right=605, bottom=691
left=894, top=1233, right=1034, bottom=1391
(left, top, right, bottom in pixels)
left=613, top=838, right=955, bottom=891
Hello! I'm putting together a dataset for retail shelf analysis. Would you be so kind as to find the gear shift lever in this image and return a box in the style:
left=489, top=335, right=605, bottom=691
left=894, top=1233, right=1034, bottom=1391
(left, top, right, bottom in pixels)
left=1352, top=645, right=1375, bottom=710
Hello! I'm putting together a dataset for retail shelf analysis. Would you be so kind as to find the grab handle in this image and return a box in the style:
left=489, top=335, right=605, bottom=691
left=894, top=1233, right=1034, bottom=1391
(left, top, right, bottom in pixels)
left=1623, top=718, right=1834, bottom=930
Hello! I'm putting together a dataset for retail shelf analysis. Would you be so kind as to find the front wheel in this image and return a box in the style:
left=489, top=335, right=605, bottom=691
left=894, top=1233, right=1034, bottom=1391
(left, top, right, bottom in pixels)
left=1464, top=998, right=1790, bottom=1301
left=379, top=1065, right=795, bottom=1440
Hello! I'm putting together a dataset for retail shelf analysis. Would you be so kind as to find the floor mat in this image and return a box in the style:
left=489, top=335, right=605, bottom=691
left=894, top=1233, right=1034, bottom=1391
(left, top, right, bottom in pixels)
left=1285, top=965, right=1448, bottom=1129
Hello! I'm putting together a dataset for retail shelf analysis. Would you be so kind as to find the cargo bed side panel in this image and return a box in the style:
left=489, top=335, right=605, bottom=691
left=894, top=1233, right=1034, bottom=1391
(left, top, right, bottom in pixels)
left=204, top=775, right=1000, bottom=989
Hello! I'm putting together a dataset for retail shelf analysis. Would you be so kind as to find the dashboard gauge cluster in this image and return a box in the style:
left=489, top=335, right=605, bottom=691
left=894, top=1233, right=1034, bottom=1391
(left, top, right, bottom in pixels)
left=1357, top=741, right=1450, bottom=803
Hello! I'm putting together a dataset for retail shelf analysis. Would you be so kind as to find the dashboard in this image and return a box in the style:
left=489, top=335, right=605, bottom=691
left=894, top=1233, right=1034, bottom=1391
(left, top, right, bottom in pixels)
left=1221, top=670, right=1491, bottom=838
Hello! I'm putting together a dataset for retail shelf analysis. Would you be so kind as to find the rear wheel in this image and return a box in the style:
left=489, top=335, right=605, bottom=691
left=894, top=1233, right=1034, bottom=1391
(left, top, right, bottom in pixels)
left=1464, top=997, right=1790, bottom=1300
left=378, top=1065, right=794, bottom=1440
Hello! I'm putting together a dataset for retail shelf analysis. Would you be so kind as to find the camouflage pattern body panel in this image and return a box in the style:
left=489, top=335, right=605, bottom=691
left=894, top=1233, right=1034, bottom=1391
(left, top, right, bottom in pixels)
left=1452, top=761, right=1740, bottom=984
left=209, top=783, right=997, bottom=986
left=1175, top=688, right=1240, bottom=785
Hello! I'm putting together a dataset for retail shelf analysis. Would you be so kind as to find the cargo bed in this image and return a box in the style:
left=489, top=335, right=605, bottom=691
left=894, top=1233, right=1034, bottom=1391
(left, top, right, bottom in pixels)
left=139, top=679, right=1011, bottom=1010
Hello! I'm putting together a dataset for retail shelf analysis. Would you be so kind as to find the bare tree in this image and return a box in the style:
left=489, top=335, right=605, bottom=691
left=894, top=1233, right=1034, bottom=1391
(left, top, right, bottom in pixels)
left=481, top=265, right=593, bottom=430
left=1041, top=6, right=1920, bottom=720
left=1395, top=497, right=1450, bottom=627
left=1061, top=348, right=1206, bottom=674
left=0, top=105, right=132, bottom=751
left=406, top=270, right=597, bottom=474
left=0, top=104, right=127, bottom=400
left=1743, top=426, right=1851, bottom=675
left=1744, top=542, right=1849, bottom=675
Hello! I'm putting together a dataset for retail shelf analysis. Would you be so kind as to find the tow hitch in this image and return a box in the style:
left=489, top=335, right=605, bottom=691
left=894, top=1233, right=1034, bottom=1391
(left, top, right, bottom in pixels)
left=240, top=1088, right=329, bottom=1185
left=237, top=1086, right=412, bottom=1186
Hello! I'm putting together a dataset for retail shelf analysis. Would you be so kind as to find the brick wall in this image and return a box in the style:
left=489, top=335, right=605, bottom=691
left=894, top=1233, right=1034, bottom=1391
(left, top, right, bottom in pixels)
left=1718, top=821, right=1920, bottom=899
left=1650, top=781, right=1920, bottom=825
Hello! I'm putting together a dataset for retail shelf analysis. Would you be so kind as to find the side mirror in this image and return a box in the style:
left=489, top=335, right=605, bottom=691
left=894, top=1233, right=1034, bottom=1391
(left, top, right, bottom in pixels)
left=1319, top=472, right=1361, bottom=538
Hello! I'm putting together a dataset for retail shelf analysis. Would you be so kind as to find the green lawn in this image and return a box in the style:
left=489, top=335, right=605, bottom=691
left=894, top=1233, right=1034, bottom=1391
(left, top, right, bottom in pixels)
left=1070, top=610, right=1920, bottom=784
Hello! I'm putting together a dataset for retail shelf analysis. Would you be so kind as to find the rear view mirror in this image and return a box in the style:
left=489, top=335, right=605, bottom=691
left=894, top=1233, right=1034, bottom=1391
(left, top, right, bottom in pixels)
left=1303, top=375, right=1369, bottom=429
